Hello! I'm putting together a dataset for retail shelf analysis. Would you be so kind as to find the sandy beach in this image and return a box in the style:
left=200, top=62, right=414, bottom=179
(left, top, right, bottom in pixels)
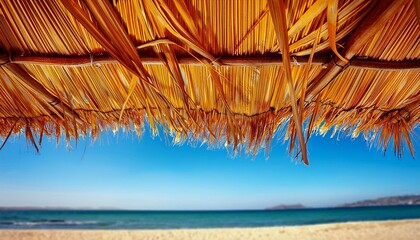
left=0, top=219, right=419, bottom=240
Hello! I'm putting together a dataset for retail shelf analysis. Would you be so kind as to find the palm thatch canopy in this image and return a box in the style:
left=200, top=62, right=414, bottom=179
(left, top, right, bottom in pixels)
left=0, top=0, right=419, bottom=164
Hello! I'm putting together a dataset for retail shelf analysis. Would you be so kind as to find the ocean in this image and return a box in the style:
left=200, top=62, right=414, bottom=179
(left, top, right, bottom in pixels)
left=1, top=205, right=420, bottom=229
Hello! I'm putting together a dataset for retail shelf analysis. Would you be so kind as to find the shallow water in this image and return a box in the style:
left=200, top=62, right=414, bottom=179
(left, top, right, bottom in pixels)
left=1, top=205, right=420, bottom=229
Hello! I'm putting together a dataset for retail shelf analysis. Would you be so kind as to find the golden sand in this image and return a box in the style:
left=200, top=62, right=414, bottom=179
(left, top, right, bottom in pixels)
left=0, top=219, right=419, bottom=240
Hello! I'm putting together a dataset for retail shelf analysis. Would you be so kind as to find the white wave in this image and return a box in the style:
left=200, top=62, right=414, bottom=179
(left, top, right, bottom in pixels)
left=11, top=220, right=97, bottom=226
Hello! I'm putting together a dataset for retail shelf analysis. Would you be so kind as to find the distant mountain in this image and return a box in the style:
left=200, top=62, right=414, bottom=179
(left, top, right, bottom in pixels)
left=265, top=204, right=307, bottom=210
left=337, top=195, right=420, bottom=207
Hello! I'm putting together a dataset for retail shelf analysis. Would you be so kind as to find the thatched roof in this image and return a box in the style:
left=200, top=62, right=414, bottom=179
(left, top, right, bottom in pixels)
left=0, top=0, right=419, bottom=164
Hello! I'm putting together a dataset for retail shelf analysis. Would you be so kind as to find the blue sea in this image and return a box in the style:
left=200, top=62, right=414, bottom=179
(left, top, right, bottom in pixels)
left=1, top=205, right=420, bottom=229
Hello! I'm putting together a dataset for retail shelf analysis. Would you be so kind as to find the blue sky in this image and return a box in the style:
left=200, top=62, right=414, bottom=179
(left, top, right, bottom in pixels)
left=0, top=127, right=419, bottom=210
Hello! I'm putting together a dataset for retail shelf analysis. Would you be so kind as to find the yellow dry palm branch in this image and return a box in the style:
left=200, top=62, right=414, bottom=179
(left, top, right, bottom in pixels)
left=0, top=0, right=418, bottom=161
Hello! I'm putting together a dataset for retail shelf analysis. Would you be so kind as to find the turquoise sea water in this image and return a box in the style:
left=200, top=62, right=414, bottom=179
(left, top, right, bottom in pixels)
left=1, top=205, right=420, bottom=229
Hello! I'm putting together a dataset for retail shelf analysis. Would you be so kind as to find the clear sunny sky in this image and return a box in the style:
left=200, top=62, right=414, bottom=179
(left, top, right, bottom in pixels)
left=0, top=127, right=419, bottom=210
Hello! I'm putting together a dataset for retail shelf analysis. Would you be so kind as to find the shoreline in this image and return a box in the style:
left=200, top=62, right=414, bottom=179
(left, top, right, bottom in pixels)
left=1, top=219, right=419, bottom=240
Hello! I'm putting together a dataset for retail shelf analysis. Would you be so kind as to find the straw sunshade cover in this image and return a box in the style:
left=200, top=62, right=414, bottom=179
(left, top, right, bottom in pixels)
left=0, top=0, right=419, bottom=164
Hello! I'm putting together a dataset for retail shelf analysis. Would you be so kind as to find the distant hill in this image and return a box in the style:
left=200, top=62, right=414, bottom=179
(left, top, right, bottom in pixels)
left=265, top=204, right=307, bottom=210
left=337, top=195, right=420, bottom=207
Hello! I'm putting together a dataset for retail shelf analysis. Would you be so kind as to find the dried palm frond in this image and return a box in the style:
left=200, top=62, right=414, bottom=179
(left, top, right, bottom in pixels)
left=0, top=0, right=418, bottom=161
left=268, top=0, right=308, bottom=164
